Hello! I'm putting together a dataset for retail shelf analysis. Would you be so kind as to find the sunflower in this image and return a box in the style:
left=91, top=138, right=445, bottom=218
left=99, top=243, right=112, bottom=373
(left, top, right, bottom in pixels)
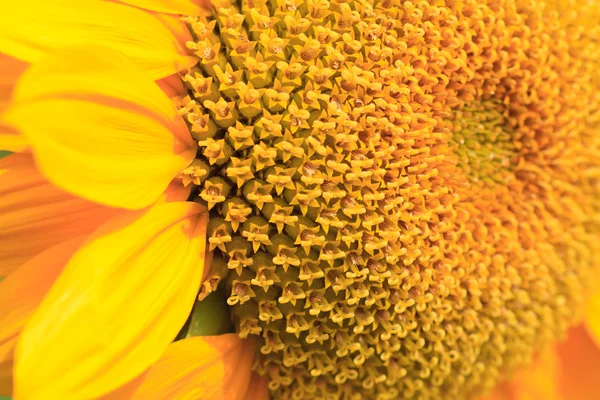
left=0, top=0, right=599, bottom=399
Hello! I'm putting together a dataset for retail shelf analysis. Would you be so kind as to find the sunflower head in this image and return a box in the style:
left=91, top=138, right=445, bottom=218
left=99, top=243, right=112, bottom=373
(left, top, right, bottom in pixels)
left=1, top=0, right=599, bottom=399
left=174, top=0, right=600, bottom=398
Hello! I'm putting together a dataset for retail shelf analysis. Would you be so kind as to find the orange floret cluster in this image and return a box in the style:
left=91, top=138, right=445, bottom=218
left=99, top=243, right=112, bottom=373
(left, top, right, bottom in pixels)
left=177, top=0, right=600, bottom=398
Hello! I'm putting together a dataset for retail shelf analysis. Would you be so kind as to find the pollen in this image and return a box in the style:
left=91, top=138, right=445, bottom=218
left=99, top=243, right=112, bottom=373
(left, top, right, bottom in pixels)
left=178, top=0, right=600, bottom=399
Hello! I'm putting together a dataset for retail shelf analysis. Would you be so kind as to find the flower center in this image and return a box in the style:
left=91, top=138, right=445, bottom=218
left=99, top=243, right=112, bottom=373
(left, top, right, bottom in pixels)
left=176, top=0, right=600, bottom=398
left=450, top=101, right=518, bottom=186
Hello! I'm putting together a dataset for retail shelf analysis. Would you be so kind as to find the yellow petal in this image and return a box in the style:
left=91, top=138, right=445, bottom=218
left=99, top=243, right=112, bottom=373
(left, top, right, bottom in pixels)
left=0, top=359, right=11, bottom=396
left=2, top=46, right=196, bottom=210
left=117, top=0, right=212, bottom=15
left=162, top=180, right=193, bottom=202
left=482, top=385, right=512, bottom=400
left=0, top=53, right=27, bottom=113
left=151, top=13, right=195, bottom=55
left=0, top=55, right=27, bottom=152
left=0, top=0, right=195, bottom=80
left=486, top=324, right=600, bottom=400
left=483, top=348, right=560, bottom=400
left=15, top=201, right=208, bottom=399
left=556, top=325, right=600, bottom=400
left=513, top=349, right=560, bottom=400
left=0, top=153, right=120, bottom=277
left=0, top=124, right=28, bottom=153
left=0, top=236, right=86, bottom=396
left=244, top=373, right=270, bottom=400
left=108, top=335, right=256, bottom=400
left=157, top=74, right=188, bottom=99
left=585, top=289, right=600, bottom=348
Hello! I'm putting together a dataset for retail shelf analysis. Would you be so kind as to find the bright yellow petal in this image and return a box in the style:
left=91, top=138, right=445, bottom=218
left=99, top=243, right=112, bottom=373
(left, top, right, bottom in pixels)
left=0, top=54, right=27, bottom=152
left=556, top=325, right=600, bottom=400
left=483, top=348, right=560, bottom=400
left=585, top=290, right=600, bottom=348
left=2, top=46, right=195, bottom=210
left=486, top=324, right=600, bottom=400
left=0, top=0, right=195, bottom=79
left=150, top=13, right=195, bottom=59
left=0, top=153, right=120, bottom=277
left=0, top=236, right=86, bottom=396
left=157, top=74, right=188, bottom=99
left=0, top=124, right=28, bottom=153
left=162, top=180, right=193, bottom=202
left=15, top=202, right=208, bottom=399
left=107, top=335, right=256, bottom=400
left=483, top=384, right=513, bottom=400
left=513, top=349, right=560, bottom=400
left=117, top=0, right=211, bottom=17
left=0, top=53, right=27, bottom=113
